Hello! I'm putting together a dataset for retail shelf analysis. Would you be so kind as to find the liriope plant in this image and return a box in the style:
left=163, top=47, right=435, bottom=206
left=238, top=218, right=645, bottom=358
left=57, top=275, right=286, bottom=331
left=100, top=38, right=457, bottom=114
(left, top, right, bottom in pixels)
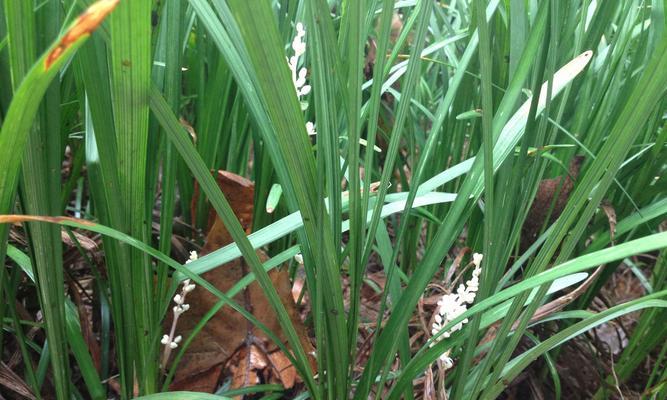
left=0, top=0, right=666, bottom=399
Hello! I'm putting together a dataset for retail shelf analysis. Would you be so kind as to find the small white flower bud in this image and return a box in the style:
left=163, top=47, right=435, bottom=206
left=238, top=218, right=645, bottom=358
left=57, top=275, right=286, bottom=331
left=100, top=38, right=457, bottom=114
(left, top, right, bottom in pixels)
left=161, top=335, right=170, bottom=345
left=305, top=122, right=316, bottom=136
left=292, top=41, right=305, bottom=56
left=185, top=251, right=198, bottom=264
left=299, top=85, right=311, bottom=96
left=169, top=341, right=178, bottom=349
left=472, top=253, right=483, bottom=267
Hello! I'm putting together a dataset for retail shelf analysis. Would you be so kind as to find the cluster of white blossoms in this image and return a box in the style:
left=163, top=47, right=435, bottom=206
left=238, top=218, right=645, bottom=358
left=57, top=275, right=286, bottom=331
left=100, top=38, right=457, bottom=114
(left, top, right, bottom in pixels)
left=160, top=333, right=181, bottom=350
left=161, top=251, right=198, bottom=363
left=430, top=253, right=483, bottom=370
left=287, top=23, right=316, bottom=136
left=288, top=23, right=311, bottom=98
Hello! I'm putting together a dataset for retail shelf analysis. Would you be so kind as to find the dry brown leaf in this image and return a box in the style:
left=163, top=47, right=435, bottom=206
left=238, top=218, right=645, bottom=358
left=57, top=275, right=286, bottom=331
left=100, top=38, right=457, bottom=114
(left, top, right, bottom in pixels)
left=0, top=361, right=35, bottom=399
left=522, top=155, right=585, bottom=249
left=227, top=345, right=267, bottom=400
left=266, top=348, right=297, bottom=389
left=191, top=170, right=254, bottom=237
left=169, top=363, right=224, bottom=393
left=168, top=171, right=315, bottom=393
left=61, top=229, right=98, bottom=251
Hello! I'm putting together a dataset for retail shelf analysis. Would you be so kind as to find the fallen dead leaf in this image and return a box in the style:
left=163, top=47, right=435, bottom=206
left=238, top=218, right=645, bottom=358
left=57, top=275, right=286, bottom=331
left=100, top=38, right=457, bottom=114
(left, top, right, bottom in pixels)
left=522, top=155, right=585, bottom=249
left=228, top=345, right=267, bottom=399
left=168, top=171, right=315, bottom=394
left=0, top=361, right=35, bottom=399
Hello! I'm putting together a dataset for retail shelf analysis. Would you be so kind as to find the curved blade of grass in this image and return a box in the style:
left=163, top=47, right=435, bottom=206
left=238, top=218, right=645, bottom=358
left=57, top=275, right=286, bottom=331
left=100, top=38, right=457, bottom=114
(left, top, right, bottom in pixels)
left=217, top=384, right=284, bottom=398
left=182, top=191, right=457, bottom=278
left=587, top=197, right=667, bottom=252
left=134, top=393, right=230, bottom=400
left=484, top=296, right=667, bottom=399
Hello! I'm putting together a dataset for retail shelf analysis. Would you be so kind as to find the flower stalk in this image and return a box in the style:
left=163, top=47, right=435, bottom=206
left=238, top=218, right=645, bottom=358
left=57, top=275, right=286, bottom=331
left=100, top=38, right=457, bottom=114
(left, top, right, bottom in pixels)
left=160, top=251, right=197, bottom=370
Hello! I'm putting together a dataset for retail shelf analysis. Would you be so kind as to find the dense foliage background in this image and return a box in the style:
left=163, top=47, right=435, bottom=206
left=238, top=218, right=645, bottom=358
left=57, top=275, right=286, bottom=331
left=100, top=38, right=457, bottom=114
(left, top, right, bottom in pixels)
left=0, top=0, right=666, bottom=399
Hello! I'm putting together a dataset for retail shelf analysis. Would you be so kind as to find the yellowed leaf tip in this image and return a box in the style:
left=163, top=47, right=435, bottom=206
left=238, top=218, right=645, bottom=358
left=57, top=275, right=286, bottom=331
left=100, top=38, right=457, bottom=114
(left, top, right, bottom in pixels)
left=44, top=0, right=120, bottom=70
left=0, top=214, right=95, bottom=227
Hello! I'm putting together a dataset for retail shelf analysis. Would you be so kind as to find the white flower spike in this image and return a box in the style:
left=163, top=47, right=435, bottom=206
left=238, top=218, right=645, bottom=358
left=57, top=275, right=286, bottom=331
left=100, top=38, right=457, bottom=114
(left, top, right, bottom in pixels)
left=161, top=251, right=199, bottom=369
left=430, top=253, right=483, bottom=369
left=286, top=22, right=316, bottom=135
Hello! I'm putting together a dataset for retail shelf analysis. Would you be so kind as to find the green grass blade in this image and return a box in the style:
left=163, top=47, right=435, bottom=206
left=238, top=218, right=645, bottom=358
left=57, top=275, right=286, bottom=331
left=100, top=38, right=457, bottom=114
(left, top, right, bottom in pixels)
left=108, top=1, right=155, bottom=391
left=133, top=393, right=230, bottom=400
left=153, top=0, right=183, bottom=320
left=3, top=0, right=69, bottom=396
left=65, top=301, right=105, bottom=400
